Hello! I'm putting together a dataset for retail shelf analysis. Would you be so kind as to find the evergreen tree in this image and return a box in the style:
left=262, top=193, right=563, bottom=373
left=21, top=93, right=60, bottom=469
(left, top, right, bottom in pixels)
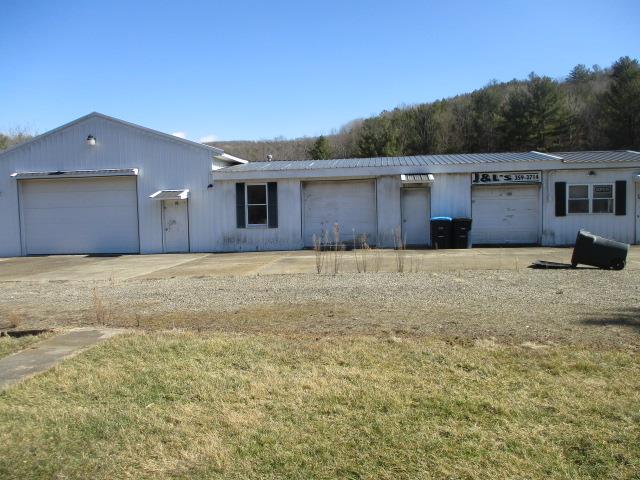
left=498, top=74, right=567, bottom=151
left=356, top=115, right=402, bottom=157
left=308, top=135, right=332, bottom=159
left=526, top=74, right=567, bottom=150
left=469, top=85, right=502, bottom=152
left=601, top=56, right=640, bottom=149
left=568, top=64, right=592, bottom=83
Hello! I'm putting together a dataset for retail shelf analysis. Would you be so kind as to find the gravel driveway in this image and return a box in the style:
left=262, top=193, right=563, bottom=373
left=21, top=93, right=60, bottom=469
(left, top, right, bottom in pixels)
left=1, top=268, right=638, bottom=348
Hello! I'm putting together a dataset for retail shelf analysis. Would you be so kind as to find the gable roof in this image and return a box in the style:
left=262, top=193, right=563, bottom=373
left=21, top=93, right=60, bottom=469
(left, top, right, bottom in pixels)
left=0, top=112, right=225, bottom=158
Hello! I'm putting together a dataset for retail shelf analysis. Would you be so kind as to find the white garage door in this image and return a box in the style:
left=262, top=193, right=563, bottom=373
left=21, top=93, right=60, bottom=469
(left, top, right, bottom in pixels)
left=472, top=185, right=540, bottom=245
left=303, top=180, right=377, bottom=246
left=21, top=177, right=140, bottom=255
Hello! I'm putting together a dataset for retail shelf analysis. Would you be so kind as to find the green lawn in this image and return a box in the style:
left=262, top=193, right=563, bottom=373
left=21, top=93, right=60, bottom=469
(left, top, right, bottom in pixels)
left=0, top=333, right=638, bottom=479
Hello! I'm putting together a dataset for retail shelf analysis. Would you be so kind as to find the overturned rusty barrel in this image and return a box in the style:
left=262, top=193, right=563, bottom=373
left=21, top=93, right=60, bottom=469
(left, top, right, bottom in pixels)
left=571, top=230, right=629, bottom=270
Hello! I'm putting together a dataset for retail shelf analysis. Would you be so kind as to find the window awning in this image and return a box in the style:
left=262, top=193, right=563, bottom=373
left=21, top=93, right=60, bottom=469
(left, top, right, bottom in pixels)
left=149, top=189, right=190, bottom=200
left=401, top=173, right=434, bottom=184
left=10, top=168, right=138, bottom=179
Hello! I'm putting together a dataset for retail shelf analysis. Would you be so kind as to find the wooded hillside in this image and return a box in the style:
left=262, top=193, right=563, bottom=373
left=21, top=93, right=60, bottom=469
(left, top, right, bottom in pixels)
left=209, top=56, right=640, bottom=161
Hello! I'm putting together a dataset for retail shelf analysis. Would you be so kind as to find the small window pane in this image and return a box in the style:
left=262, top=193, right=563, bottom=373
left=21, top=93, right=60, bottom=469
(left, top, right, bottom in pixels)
left=247, top=205, right=267, bottom=225
left=568, top=199, right=589, bottom=213
left=592, top=199, right=613, bottom=213
left=593, top=185, right=613, bottom=199
left=247, top=185, right=267, bottom=204
left=569, top=185, right=588, bottom=198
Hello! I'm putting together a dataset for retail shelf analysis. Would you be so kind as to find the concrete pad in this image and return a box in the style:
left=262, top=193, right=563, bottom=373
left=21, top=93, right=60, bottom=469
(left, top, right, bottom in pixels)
left=0, top=246, right=637, bottom=281
left=0, top=254, right=208, bottom=281
left=0, top=328, right=122, bottom=391
left=137, top=251, right=295, bottom=278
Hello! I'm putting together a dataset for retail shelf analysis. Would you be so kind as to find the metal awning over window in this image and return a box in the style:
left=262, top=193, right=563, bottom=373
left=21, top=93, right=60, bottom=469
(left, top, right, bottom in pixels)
left=149, top=189, right=190, bottom=200
left=10, top=168, right=138, bottom=179
left=401, top=173, right=434, bottom=184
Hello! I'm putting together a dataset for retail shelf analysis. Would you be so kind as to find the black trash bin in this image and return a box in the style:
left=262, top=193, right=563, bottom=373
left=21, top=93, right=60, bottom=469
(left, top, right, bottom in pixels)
left=430, top=217, right=452, bottom=249
left=571, top=230, right=629, bottom=270
left=452, top=217, right=472, bottom=249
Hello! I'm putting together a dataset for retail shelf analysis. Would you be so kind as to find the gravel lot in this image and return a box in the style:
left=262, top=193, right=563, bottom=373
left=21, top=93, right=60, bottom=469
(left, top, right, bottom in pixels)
left=1, top=269, right=639, bottom=348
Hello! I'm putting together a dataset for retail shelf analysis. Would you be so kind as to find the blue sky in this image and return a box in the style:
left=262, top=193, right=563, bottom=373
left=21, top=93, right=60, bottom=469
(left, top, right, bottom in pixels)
left=1, top=0, right=638, bottom=141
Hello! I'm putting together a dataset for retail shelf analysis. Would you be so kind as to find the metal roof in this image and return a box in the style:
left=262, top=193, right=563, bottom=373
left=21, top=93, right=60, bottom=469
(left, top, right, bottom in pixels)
left=149, top=189, right=190, bottom=200
left=10, top=168, right=139, bottom=179
left=220, top=150, right=640, bottom=173
left=221, top=151, right=557, bottom=172
left=551, top=150, right=640, bottom=163
left=401, top=174, right=435, bottom=184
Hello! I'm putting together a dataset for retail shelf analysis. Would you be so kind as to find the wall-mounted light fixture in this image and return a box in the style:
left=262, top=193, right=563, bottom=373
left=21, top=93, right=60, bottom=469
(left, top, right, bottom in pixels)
left=86, top=135, right=96, bottom=146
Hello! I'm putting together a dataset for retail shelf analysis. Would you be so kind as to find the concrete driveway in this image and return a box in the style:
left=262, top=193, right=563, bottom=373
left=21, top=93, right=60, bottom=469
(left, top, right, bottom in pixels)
left=0, top=247, right=638, bottom=281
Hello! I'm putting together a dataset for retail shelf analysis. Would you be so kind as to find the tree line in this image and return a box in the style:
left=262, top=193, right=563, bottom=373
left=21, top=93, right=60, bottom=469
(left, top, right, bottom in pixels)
left=213, top=56, right=640, bottom=161
left=3, top=57, right=638, bottom=159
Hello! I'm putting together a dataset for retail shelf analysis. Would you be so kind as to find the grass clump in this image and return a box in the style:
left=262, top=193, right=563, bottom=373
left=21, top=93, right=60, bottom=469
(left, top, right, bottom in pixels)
left=0, top=332, right=52, bottom=359
left=0, top=333, right=639, bottom=479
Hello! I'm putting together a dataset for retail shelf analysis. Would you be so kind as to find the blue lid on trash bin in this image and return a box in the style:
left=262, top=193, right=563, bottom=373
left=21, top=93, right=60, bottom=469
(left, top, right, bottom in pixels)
left=431, top=216, right=452, bottom=221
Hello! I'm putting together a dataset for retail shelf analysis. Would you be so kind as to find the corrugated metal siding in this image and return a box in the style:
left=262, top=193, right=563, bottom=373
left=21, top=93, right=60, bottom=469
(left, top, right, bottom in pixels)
left=0, top=115, right=216, bottom=256
left=210, top=179, right=304, bottom=252
left=430, top=173, right=471, bottom=218
left=542, top=169, right=637, bottom=245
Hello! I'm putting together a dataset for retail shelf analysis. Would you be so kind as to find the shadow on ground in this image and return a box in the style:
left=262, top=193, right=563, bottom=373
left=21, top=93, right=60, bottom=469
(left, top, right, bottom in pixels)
left=580, top=307, right=640, bottom=332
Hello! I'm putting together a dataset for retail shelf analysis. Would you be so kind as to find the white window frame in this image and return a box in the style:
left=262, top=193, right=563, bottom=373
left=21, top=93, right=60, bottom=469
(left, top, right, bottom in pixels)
left=567, top=183, right=615, bottom=215
left=245, top=183, right=269, bottom=227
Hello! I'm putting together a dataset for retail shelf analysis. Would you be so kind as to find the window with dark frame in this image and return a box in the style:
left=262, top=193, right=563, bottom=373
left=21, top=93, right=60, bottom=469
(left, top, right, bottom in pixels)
left=567, top=184, right=614, bottom=214
left=592, top=184, right=614, bottom=213
left=246, top=184, right=268, bottom=226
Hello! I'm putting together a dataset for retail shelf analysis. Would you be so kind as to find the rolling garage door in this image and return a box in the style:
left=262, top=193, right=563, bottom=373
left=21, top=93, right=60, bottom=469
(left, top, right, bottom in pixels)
left=472, top=185, right=540, bottom=245
left=303, top=180, right=377, bottom=246
left=20, top=176, right=140, bottom=255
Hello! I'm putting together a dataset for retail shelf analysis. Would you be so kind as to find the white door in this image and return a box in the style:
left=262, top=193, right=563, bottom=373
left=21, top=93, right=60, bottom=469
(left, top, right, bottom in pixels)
left=21, top=177, right=139, bottom=255
left=303, top=180, right=377, bottom=247
left=472, top=185, right=540, bottom=245
left=401, top=188, right=430, bottom=246
left=162, top=200, right=189, bottom=253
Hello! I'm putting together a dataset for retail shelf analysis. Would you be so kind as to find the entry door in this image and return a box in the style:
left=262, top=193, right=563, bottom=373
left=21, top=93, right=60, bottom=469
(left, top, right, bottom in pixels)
left=401, top=188, right=430, bottom=246
left=162, top=200, right=189, bottom=253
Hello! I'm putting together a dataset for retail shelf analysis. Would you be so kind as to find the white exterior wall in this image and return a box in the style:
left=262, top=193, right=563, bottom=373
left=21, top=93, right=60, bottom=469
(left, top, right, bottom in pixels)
left=210, top=179, right=303, bottom=252
left=0, top=115, right=218, bottom=256
left=431, top=173, right=472, bottom=218
left=376, top=176, right=401, bottom=246
left=542, top=168, right=638, bottom=245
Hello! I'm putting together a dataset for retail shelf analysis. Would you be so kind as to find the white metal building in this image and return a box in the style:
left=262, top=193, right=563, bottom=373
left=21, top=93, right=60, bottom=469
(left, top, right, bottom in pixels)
left=1, top=113, right=639, bottom=257
left=212, top=151, right=640, bottom=250
left=0, top=113, right=245, bottom=257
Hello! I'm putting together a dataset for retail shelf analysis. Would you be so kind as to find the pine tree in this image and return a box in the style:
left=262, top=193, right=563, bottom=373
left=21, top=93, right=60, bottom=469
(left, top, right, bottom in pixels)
left=601, top=56, right=640, bottom=149
left=308, top=135, right=332, bottom=160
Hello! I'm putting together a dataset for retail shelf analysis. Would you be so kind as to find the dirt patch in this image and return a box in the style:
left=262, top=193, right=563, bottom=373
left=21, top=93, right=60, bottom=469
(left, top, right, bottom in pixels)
left=1, top=269, right=639, bottom=348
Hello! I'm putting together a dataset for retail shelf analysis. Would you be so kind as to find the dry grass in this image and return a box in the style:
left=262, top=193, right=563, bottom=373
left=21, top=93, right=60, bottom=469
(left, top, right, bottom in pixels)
left=0, top=332, right=53, bottom=359
left=0, top=332, right=638, bottom=479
